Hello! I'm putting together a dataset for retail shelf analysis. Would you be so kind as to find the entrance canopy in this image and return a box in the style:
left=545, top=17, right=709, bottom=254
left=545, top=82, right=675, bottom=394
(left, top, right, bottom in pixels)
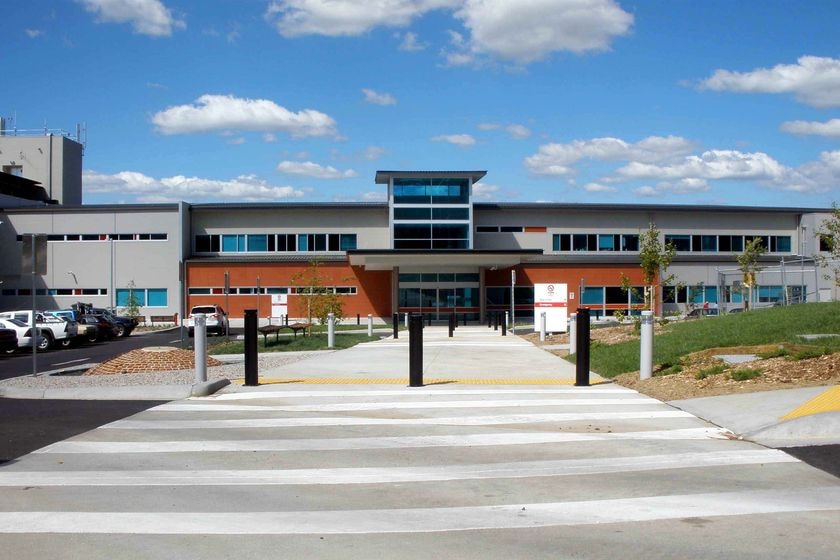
left=347, top=249, right=542, bottom=271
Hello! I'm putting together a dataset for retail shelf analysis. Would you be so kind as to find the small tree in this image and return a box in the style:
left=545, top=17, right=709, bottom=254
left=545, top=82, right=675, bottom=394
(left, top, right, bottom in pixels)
left=815, top=203, right=840, bottom=287
left=121, top=280, right=142, bottom=320
left=737, top=237, right=767, bottom=311
left=290, top=259, right=346, bottom=330
left=627, top=223, right=677, bottom=313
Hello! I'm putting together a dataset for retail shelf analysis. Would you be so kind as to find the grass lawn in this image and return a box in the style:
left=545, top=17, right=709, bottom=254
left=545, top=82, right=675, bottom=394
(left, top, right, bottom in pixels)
left=571, top=302, right=840, bottom=378
left=208, top=332, right=382, bottom=354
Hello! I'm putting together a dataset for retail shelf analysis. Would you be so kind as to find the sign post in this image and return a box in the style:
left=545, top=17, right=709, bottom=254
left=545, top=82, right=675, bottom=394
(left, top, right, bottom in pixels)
left=510, top=269, right=516, bottom=334
left=22, top=234, right=47, bottom=376
left=533, top=283, right=569, bottom=333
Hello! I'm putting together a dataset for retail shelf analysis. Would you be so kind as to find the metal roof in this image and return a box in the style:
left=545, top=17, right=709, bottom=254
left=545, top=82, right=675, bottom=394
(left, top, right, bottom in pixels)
left=375, top=170, right=487, bottom=184
left=475, top=202, right=831, bottom=214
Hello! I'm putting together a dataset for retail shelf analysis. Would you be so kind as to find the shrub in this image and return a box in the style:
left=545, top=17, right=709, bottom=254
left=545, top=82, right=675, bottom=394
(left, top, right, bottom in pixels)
left=790, top=347, right=830, bottom=361
left=758, top=346, right=789, bottom=359
left=695, top=364, right=728, bottom=380
left=730, top=368, right=762, bottom=381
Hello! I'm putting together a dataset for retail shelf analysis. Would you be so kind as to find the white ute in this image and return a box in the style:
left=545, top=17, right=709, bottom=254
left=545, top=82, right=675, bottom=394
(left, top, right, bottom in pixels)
left=0, top=310, right=79, bottom=349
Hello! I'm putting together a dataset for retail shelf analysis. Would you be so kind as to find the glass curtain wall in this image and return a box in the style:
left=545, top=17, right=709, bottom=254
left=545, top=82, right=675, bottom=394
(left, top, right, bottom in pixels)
left=391, top=178, right=472, bottom=249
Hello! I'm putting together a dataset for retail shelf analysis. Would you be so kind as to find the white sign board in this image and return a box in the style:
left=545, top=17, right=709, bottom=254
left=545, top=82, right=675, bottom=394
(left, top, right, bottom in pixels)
left=533, top=283, right=568, bottom=332
left=271, top=294, right=288, bottom=318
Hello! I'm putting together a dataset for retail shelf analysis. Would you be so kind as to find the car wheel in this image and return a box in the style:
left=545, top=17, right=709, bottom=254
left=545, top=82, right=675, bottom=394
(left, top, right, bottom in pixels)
left=60, top=338, right=73, bottom=348
left=38, top=333, right=52, bottom=351
left=87, top=332, right=98, bottom=343
left=115, top=324, right=126, bottom=337
left=4, top=347, right=15, bottom=355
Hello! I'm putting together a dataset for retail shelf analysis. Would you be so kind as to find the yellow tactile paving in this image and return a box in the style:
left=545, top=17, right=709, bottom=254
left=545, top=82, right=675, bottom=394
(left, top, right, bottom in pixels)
left=235, top=378, right=608, bottom=386
left=781, top=386, right=840, bottom=420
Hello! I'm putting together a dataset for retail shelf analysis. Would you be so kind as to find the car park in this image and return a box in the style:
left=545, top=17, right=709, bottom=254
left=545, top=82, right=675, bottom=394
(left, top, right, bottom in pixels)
left=0, top=318, right=46, bottom=353
left=185, top=305, right=228, bottom=336
left=0, top=311, right=78, bottom=349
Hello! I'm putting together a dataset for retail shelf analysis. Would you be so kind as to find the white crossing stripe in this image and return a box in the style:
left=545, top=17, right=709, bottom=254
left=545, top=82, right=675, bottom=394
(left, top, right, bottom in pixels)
left=36, top=427, right=730, bottom=454
left=154, top=398, right=661, bottom=413
left=1, top=487, right=838, bottom=534
left=203, top=387, right=637, bottom=401
left=101, top=410, right=695, bottom=430
left=0, top=450, right=796, bottom=487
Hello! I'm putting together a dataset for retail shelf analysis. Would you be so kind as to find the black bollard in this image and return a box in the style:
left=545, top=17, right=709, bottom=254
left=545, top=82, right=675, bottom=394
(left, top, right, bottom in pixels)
left=575, top=307, right=591, bottom=386
left=357, top=314, right=360, bottom=325
left=427, top=313, right=432, bottom=327
left=501, top=311, right=507, bottom=336
left=409, top=313, right=423, bottom=387
left=493, top=311, right=499, bottom=331
left=284, top=314, right=288, bottom=326
left=393, top=312, right=399, bottom=339
left=449, top=313, right=454, bottom=337
left=244, top=309, right=259, bottom=386
left=487, top=312, right=492, bottom=328
left=462, top=313, right=467, bottom=326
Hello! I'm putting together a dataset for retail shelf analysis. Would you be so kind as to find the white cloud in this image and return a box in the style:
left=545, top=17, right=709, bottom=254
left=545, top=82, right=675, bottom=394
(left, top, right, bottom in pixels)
left=83, top=170, right=305, bottom=203
left=263, top=133, right=277, bottom=143
left=633, top=185, right=659, bottom=198
left=277, top=161, right=358, bottom=179
left=781, top=118, right=840, bottom=137
left=25, top=29, right=44, bottom=38
left=506, top=124, right=531, bottom=139
left=477, top=122, right=501, bottom=131
left=525, top=136, right=695, bottom=176
left=698, top=56, right=840, bottom=108
left=264, top=0, right=458, bottom=37
left=364, top=146, right=387, bottom=160
left=432, top=133, right=476, bottom=146
left=151, top=94, right=338, bottom=138
left=472, top=182, right=500, bottom=200
left=362, top=88, right=397, bottom=106
left=397, top=31, right=426, bottom=51
left=614, top=150, right=788, bottom=182
left=450, top=0, right=633, bottom=64
left=583, top=182, right=617, bottom=193
left=79, top=0, right=185, bottom=37
left=361, top=190, right=388, bottom=202
left=226, top=137, right=246, bottom=145
left=631, top=179, right=710, bottom=198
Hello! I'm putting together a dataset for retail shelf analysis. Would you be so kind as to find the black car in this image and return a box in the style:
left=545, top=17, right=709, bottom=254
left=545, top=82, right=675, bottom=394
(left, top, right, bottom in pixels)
left=72, top=303, right=138, bottom=337
left=78, top=315, right=116, bottom=341
left=0, top=329, right=17, bottom=354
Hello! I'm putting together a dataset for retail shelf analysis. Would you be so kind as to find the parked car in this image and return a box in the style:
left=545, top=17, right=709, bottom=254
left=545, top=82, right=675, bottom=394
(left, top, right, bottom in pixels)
left=78, top=314, right=117, bottom=341
left=686, top=307, right=720, bottom=318
left=71, top=303, right=138, bottom=337
left=0, top=311, right=78, bottom=349
left=0, top=318, right=46, bottom=353
left=45, top=309, right=99, bottom=343
left=185, top=305, right=229, bottom=336
left=0, top=327, right=18, bottom=354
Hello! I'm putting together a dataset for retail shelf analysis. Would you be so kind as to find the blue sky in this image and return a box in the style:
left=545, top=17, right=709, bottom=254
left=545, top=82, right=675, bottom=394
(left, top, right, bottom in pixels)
left=4, top=0, right=839, bottom=207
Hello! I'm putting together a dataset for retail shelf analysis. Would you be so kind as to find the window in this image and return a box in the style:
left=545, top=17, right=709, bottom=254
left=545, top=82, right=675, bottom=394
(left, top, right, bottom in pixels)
left=665, top=235, right=691, bottom=252
left=477, top=226, right=499, bottom=233
left=598, top=234, right=615, bottom=251
left=2, top=165, right=24, bottom=177
left=581, top=287, right=604, bottom=305
left=222, top=234, right=245, bottom=252
left=147, top=289, right=167, bottom=307
left=820, top=235, right=834, bottom=252
left=339, top=234, right=357, bottom=251
left=572, top=234, right=588, bottom=251
left=621, top=234, right=639, bottom=251
left=247, top=235, right=268, bottom=252
left=394, top=207, right=431, bottom=220
left=500, top=226, right=523, bottom=233
left=432, top=208, right=469, bottom=220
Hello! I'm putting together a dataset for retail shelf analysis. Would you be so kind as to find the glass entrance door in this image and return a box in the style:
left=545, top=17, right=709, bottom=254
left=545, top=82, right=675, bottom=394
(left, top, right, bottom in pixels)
left=398, top=272, right=480, bottom=321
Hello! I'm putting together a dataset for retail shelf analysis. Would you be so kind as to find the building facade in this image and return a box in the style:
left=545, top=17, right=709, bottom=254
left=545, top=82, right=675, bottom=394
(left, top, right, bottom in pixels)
left=0, top=169, right=836, bottom=325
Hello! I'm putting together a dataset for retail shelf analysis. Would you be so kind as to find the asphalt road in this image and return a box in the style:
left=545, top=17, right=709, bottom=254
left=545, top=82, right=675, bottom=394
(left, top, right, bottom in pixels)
left=0, top=328, right=189, bottom=380
left=0, top=398, right=167, bottom=464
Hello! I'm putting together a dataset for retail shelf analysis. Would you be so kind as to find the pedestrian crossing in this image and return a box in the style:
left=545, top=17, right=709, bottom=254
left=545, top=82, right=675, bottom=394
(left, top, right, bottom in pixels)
left=1, top=384, right=838, bottom=556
